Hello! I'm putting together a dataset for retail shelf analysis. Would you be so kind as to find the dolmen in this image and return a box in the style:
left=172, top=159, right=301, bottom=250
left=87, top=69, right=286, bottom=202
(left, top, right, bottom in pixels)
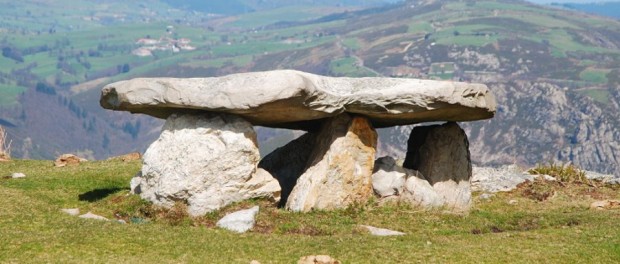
left=101, top=70, right=496, bottom=216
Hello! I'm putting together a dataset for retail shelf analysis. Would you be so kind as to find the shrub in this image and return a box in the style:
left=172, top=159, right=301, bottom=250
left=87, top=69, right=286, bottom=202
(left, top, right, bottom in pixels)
left=528, top=162, right=591, bottom=185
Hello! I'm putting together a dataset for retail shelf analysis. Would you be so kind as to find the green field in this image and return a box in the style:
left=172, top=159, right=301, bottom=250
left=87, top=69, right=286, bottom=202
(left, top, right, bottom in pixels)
left=0, top=160, right=619, bottom=263
left=578, top=89, right=611, bottom=104
left=226, top=6, right=330, bottom=29
left=329, top=57, right=378, bottom=77
left=580, top=69, right=610, bottom=84
left=0, top=85, right=27, bottom=107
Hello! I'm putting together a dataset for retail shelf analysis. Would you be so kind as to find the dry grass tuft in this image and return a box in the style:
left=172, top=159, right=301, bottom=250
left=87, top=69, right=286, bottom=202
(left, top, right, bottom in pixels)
left=528, top=162, right=592, bottom=185
left=0, top=126, right=11, bottom=161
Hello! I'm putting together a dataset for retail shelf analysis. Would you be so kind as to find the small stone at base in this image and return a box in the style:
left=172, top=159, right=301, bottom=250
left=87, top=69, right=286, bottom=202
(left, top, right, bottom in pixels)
left=61, top=208, right=80, bottom=216
left=11, top=172, right=26, bottom=178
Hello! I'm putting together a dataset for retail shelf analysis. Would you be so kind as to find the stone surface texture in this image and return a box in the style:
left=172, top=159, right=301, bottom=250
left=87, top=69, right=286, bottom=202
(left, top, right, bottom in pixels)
left=360, top=225, right=406, bottom=236
left=133, top=113, right=279, bottom=216
left=79, top=212, right=108, bottom=221
left=372, top=156, right=444, bottom=207
left=372, top=156, right=407, bottom=198
left=403, top=122, right=472, bottom=210
left=286, top=114, right=377, bottom=212
left=471, top=165, right=536, bottom=193
left=471, top=165, right=620, bottom=194
left=297, top=255, right=341, bottom=264
left=216, top=206, right=260, bottom=233
left=101, top=70, right=496, bottom=129
left=11, top=172, right=26, bottom=179
left=584, top=170, right=620, bottom=185
left=61, top=208, right=80, bottom=216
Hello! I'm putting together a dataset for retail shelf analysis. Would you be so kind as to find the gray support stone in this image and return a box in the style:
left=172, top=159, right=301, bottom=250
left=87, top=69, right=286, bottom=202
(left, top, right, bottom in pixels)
left=403, top=122, right=472, bottom=210
left=285, top=114, right=377, bottom=212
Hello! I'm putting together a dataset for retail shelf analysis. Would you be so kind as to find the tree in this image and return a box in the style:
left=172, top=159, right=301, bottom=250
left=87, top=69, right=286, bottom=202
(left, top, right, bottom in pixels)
left=220, top=34, right=229, bottom=43
left=102, top=133, right=110, bottom=149
left=122, top=63, right=130, bottom=73
left=2, top=47, right=24, bottom=62
left=35, top=82, right=56, bottom=95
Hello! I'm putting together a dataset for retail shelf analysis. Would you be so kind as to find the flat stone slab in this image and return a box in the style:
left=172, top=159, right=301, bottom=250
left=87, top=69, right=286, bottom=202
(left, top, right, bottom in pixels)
left=360, top=225, right=406, bottom=236
left=101, top=70, right=496, bottom=129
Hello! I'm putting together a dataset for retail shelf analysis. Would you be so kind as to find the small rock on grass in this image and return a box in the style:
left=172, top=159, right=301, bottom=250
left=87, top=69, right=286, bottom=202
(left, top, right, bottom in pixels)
left=360, top=225, right=405, bottom=236
left=61, top=208, right=80, bottom=216
left=54, top=154, right=86, bottom=167
left=479, top=193, right=493, bottom=200
left=11, top=172, right=26, bottom=178
left=590, top=200, right=620, bottom=210
left=216, top=206, right=259, bottom=233
left=78, top=212, right=109, bottom=221
left=298, top=255, right=340, bottom=264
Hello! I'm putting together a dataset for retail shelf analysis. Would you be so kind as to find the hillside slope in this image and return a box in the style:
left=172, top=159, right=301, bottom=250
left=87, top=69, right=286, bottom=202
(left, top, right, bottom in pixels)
left=238, top=0, right=620, bottom=174
left=0, top=0, right=619, bottom=175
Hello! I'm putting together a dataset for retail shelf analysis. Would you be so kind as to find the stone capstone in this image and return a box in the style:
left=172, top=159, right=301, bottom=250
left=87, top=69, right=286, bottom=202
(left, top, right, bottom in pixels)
left=403, top=122, right=472, bottom=210
left=132, top=113, right=280, bottom=216
left=101, top=70, right=496, bottom=130
left=285, top=114, right=377, bottom=212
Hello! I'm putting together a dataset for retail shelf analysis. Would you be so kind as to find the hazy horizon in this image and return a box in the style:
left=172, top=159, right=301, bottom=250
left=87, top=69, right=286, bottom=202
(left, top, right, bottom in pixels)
left=527, top=0, right=619, bottom=3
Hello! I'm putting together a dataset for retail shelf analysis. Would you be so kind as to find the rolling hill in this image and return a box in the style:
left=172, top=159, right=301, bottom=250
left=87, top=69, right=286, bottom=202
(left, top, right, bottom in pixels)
left=0, top=0, right=619, bottom=176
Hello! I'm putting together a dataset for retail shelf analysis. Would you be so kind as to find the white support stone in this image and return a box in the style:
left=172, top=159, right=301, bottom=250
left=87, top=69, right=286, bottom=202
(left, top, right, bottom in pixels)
left=132, top=113, right=279, bottom=216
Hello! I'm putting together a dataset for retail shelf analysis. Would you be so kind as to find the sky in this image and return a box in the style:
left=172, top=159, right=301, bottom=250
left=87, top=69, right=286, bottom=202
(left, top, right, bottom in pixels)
left=527, top=0, right=618, bottom=3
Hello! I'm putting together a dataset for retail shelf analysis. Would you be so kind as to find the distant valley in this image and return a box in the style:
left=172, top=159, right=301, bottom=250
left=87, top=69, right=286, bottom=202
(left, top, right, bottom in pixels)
left=0, top=0, right=619, bottom=176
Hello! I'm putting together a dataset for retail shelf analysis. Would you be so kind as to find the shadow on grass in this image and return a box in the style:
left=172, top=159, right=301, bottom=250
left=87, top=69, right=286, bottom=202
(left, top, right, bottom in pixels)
left=78, top=188, right=126, bottom=202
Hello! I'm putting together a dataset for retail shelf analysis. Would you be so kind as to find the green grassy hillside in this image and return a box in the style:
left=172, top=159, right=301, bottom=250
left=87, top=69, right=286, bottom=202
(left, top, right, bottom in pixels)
left=0, top=160, right=619, bottom=263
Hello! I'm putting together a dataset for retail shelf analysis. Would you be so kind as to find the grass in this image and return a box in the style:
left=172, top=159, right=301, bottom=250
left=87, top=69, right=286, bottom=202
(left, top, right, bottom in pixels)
left=225, top=6, right=330, bottom=29
left=0, top=160, right=619, bottom=263
left=580, top=69, right=609, bottom=84
left=342, top=37, right=361, bottom=51
left=0, top=84, right=27, bottom=107
left=433, top=30, right=500, bottom=47
left=578, top=89, right=610, bottom=105
left=329, top=57, right=377, bottom=77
